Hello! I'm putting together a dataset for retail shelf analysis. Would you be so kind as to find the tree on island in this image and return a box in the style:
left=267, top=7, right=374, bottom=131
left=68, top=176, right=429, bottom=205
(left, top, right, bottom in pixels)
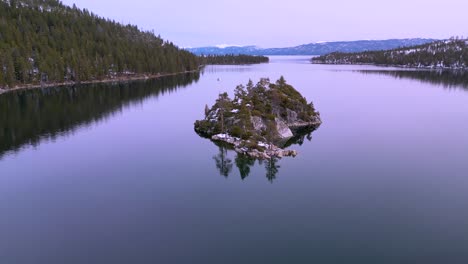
left=216, top=92, right=231, bottom=134
left=246, top=79, right=254, bottom=96
left=264, top=119, right=277, bottom=150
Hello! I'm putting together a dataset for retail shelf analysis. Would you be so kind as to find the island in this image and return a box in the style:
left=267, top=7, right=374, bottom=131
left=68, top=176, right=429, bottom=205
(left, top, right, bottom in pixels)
left=194, top=77, right=322, bottom=159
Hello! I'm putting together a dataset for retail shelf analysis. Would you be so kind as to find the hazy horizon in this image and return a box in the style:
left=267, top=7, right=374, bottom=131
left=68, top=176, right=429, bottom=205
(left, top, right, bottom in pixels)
left=59, top=0, right=468, bottom=48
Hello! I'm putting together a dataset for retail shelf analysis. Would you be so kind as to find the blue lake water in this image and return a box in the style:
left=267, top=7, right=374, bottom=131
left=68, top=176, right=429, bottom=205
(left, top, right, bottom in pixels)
left=1, top=56, right=468, bottom=263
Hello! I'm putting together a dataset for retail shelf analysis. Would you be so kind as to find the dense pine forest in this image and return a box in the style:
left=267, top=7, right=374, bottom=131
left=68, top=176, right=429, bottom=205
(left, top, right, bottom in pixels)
left=199, top=54, right=269, bottom=65
left=0, top=0, right=199, bottom=89
left=312, top=38, right=468, bottom=69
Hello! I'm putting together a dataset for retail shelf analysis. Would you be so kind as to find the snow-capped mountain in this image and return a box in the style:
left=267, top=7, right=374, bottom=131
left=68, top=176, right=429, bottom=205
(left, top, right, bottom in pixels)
left=187, top=39, right=436, bottom=56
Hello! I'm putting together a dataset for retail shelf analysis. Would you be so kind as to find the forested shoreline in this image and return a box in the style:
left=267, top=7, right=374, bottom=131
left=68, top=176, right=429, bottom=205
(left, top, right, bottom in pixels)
left=312, top=38, right=468, bottom=69
left=0, top=69, right=199, bottom=95
left=199, top=54, right=269, bottom=65
left=0, top=0, right=199, bottom=90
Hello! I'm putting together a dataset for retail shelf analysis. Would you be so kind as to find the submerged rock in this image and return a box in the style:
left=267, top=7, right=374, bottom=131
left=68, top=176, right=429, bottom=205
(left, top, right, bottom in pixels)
left=195, top=77, right=322, bottom=159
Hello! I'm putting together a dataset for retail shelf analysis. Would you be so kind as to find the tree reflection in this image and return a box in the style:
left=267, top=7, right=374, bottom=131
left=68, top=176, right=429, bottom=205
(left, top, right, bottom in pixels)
left=212, top=147, right=284, bottom=182
left=265, top=157, right=280, bottom=182
left=207, top=121, right=320, bottom=182
left=235, top=154, right=255, bottom=180
left=213, top=145, right=233, bottom=177
left=0, top=72, right=200, bottom=159
left=358, top=69, right=468, bottom=91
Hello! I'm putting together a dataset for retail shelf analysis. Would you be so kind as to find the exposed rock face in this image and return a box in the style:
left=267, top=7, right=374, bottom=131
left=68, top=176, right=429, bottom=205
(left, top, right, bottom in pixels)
left=251, top=116, right=266, bottom=131
left=286, top=109, right=298, bottom=123
left=195, top=77, right=322, bottom=159
left=275, top=118, right=294, bottom=139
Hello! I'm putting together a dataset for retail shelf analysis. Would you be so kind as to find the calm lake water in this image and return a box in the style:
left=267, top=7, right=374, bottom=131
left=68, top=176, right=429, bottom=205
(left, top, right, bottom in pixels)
left=1, top=56, right=468, bottom=263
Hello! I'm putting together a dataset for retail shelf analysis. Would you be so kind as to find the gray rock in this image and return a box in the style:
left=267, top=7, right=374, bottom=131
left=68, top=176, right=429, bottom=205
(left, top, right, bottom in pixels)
left=286, top=109, right=298, bottom=123
left=275, top=118, right=294, bottom=139
left=212, top=133, right=299, bottom=160
left=251, top=116, right=266, bottom=131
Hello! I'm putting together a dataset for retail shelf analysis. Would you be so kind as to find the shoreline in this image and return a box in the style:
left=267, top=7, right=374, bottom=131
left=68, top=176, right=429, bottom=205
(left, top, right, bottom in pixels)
left=0, top=69, right=200, bottom=96
left=211, top=134, right=298, bottom=160
left=310, top=61, right=468, bottom=71
left=197, top=119, right=322, bottom=160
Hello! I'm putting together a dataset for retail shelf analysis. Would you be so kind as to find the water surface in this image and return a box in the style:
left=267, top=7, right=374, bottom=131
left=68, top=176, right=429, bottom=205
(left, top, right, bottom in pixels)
left=1, top=57, right=468, bottom=263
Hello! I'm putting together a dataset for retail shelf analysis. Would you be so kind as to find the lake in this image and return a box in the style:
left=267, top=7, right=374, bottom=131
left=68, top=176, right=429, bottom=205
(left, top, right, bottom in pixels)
left=1, top=56, right=468, bottom=263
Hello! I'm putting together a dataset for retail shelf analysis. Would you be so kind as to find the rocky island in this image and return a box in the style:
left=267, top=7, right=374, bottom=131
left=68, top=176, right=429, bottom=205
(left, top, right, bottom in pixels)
left=195, top=77, right=322, bottom=159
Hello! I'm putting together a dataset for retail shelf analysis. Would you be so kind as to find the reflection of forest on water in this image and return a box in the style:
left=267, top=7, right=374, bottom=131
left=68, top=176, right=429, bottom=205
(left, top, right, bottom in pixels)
left=202, top=65, right=254, bottom=74
left=357, top=69, right=468, bottom=91
left=0, top=72, right=200, bottom=159
left=212, top=128, right=315, bottom=182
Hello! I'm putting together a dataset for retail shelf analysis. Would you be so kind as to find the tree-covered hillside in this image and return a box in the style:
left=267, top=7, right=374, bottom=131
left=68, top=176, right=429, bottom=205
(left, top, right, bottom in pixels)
left=312, top=38, right=468, bottom=69
left=0, top=0, right=199, bottom=89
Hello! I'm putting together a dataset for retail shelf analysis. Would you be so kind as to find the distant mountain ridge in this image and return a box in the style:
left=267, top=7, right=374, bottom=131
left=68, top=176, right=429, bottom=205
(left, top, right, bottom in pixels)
left=188, top=39, right=437, bottom=56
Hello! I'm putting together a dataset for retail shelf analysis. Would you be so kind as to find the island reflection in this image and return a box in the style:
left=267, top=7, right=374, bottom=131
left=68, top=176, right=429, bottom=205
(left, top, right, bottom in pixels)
left=0, top=72, right=200, bottom=159
left=211, top=129, right=315, bottom=182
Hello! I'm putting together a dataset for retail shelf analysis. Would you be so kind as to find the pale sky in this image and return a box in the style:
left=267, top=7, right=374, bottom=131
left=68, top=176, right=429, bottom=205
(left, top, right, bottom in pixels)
left=61, top=0, right=468, bottom=48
